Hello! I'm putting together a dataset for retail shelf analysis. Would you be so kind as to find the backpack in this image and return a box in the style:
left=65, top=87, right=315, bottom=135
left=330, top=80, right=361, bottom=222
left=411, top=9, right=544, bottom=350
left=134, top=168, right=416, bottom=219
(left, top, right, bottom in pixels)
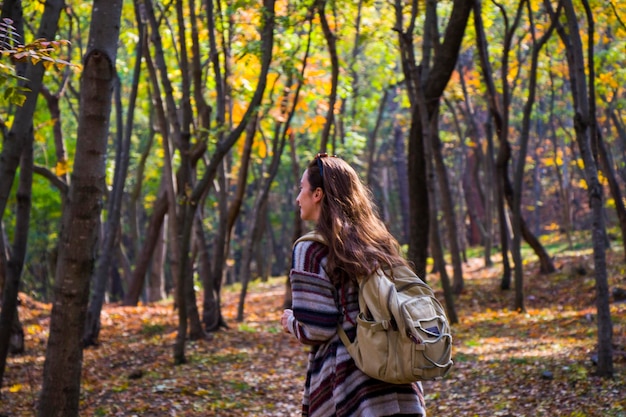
left=295, top=231, right=453, bottom=384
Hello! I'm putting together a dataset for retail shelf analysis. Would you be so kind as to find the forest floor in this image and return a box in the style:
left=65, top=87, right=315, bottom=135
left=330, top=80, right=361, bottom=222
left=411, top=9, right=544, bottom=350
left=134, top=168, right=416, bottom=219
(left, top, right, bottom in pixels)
left=2, top=241, right=626, bottom=416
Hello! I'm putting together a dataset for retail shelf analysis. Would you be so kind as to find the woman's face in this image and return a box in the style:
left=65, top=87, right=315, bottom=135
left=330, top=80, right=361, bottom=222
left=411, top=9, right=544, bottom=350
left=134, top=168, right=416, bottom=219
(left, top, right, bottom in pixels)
left=296, top=169, right=322, bottom=222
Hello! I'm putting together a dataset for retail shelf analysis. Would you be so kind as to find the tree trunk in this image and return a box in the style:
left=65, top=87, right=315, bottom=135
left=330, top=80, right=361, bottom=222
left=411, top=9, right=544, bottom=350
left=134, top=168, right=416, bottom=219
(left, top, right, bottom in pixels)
left=390, top=89, right=411, bottom=244
left=0, top=0, right=63, bottom=230
left=237, top=104, right=289, bottom=320
left=424, top=109, right=458, bottom=324
left=316, top=0, right=339, bottom=153
left=456, top=62, right=492, bottom=262
left=37, top=2, right=123, bottom=414
left=365, top=88, right=389, bottom=190
left=550, top=0, right=613, bottom=377
left=142, top=0, right=187, bottom=364
left=123, top=188, right=168, bottom=305
left=84, top=18, right=142, bottom=344
left=510, top=1, right=558, bottom=312
left=474, top=0, right=556, bottom=288
left=548, top=68, right=574, bottom=250
left=395, top=0, right=472, bottom=278
left=0, top=131, right=33, bottom=388
left=608, top=109, right=626, bottom=184
left=284, top=133, right=304, bottom=309
left=147, top=217, right=167, bottom=302
left=483, top=117, right=496, bottom=268
left=430, top=113, right=465, bottom=294
left=205, top=165, right=229, bottom=332
left=596, top=130, right=626, bottom=260
left=177, top=0, right=276, bottom=361
left=205, top=117, right=256, bottom=331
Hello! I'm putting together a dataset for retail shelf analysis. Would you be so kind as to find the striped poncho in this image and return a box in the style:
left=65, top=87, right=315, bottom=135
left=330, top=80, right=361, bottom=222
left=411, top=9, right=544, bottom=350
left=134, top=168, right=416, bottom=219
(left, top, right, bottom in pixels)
left=285, top=239, right=426, bottom=417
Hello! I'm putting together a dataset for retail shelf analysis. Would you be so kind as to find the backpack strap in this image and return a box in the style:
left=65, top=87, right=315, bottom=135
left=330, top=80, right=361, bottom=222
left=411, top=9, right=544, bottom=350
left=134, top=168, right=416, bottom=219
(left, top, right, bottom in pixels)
left=294, top=231, right=363, bottom=349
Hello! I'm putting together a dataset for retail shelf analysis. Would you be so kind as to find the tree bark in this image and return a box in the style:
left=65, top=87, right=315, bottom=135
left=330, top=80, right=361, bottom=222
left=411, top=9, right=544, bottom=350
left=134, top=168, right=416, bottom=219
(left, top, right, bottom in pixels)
left=549, top=0, right=613, bottom=377
left=204, top=118, right=256, bottom=331
left=395, top=0, right=472, bottom=279
left=0, top=0, right=63, bottom=231
left=424, top=108, right=458, bottom=324
left=389, top=88, right=411, bottom=244
left=123, top=187, right=168, bottom=305
left=37, top=1, right=123, bottom=414
left=0, top=131, right=33, bottom=387
left=0, top=0, right=63, bottom=394
left=237, top=108, right=289, bottom=321
left=316, top=0, right=339, bottom=153
left=84, top=18, right=142, bottom=344
left=596, top=120, right=626, bottom=261
left=510, top=0, right=558, bottom=311
left=146, top=217, right=167, bottom=302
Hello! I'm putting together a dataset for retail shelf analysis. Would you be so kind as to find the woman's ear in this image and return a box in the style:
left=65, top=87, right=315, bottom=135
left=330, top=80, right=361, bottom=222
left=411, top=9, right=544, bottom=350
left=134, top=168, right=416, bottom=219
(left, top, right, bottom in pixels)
left=313, top=187, right=324, bottom=201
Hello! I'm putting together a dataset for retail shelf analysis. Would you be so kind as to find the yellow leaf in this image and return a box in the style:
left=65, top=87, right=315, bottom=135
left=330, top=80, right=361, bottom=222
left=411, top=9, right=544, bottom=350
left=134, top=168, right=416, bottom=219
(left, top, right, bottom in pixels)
left=255, top=136, right=267, bottom=158
left=9, top=384, right=22, bottom=393
left=55, top=160, right=68, bottom=176
left=27, top=324, right=42, bottom=334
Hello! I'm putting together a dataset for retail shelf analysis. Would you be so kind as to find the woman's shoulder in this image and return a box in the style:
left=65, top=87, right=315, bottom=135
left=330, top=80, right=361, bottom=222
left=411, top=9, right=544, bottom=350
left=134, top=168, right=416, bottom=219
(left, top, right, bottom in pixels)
left=294, top=230, right=326, bottom=246
left=293, top=238, right=328, bottom=259
left=292, top=238, right=329, bottom=273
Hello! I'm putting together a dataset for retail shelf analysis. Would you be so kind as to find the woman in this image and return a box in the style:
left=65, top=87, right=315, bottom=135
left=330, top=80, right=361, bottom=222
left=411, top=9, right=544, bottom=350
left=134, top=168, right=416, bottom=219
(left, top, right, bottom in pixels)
left=281, top=154, right=426, bottom=417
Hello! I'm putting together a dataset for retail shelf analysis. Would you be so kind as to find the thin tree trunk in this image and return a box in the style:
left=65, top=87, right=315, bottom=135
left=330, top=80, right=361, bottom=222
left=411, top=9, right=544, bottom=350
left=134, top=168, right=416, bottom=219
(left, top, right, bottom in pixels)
left=0, top=131, right=33, bottom=388
left=177, top=0, right=276, bottom=360
left=474, top=0, right=518, bottom=289
left=548, top=0, right=613, bottom=377
left=395, top=0, right=472, bottom=278
left=510, top=0, right=558, bottom=312
left=0, top=0, right=63, bottom=231
left=0, top=0, right=28, bottom=386
left=205, top=118, right=255, bottom=331
left=596, top=130, right=626, bottom=259
left=390, top=89, right=411, bottom=244
left=147, top=217, right=167, bottom=302
left=123, top=187, right=168, bottom=305
left=175, top=0, right=204, bottom=343
left=482, top=116, right=496, bottom=268
left=316, top=0, right=339, bottom=153
left=423, top=101, right=458, bottom=324
left=237, top=104, right=290, bottom=321
left=284, top=134, right=302, bottom=309
left=548, top=66, right=574, bottom=250
left=365, top=88, right=389, bottom=189
left=395, top=0, right=428, bottom=278
left=142, top=0, right=187, bottom=364
left=196, top=0, right=231, bottom=335
left=608, top=109, right=626, bottom=184
left=84, top=17, right=141, bottom=343
left=205, top=165, right=229, bottom=331
left=430, top=114, right=465, bottom=293
left=37, top=1, right=123, bottom=413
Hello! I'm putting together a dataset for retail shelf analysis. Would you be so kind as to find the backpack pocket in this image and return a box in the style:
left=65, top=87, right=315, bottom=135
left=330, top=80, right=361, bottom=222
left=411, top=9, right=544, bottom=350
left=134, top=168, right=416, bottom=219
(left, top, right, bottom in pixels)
left=402, top=297, right=453, bottom=380
left=346, top=312, right=416, bottom=384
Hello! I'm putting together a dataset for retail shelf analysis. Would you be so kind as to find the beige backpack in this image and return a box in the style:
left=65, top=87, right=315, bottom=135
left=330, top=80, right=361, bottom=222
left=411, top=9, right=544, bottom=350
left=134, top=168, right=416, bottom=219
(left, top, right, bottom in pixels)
left=295, top=232, right=453, bottom=383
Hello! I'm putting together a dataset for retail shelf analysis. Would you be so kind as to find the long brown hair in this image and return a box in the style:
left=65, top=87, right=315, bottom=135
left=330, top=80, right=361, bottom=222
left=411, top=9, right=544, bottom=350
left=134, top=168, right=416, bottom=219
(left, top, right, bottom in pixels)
left=307, top=154, right=408, bottom=284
